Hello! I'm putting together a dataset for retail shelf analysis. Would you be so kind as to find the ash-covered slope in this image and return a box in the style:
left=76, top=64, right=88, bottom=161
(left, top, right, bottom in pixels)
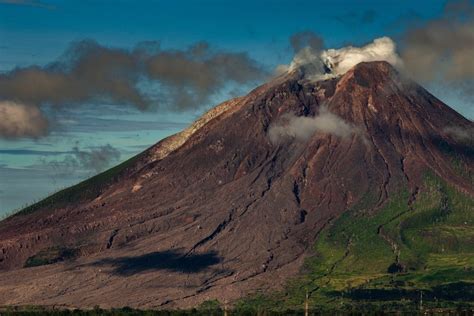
left=0, top=61, right=472, bottom=309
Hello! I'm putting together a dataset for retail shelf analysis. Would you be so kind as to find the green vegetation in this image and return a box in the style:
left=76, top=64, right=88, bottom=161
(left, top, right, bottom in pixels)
left=24, top=247, right=79, bottom=268
left=435, top=136, right=474, bottom=183
left=0, top=304, right=471, bottom=315
left=195, top=300, right=223, bottom=315
left=235, top=172, right=474, bottom=312
left=12, top=154, right=141, bottom=218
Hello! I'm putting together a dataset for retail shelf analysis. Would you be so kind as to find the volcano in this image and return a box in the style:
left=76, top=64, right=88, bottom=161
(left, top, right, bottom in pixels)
left=0, top=61, right=472, bottom=309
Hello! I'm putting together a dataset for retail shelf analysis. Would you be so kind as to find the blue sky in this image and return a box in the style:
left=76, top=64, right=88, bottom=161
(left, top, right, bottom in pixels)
left=0, top=0, right=472, bottom=216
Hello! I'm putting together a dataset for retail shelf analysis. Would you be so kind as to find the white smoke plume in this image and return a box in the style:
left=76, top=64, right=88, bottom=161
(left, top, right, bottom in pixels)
left=283, top=37, right=403, bottom=80
left=268, top=107, right=358, bottom=144
left=0, top=101, right=49, bottom=139
left=320, top=37, right=402, bottom=76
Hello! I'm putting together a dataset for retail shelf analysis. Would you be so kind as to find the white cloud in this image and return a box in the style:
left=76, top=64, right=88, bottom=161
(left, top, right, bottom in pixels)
left=268, top=107, right=358, bottom=144
left=287, top=37, right=403, bottom=79
left=0, top=101, right=49, bottom=139
left=321, top=37, right=402, bottom=75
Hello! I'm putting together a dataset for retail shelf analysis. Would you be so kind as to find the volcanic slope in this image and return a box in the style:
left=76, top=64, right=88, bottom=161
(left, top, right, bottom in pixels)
left=0, top=61, right=472, bottom=309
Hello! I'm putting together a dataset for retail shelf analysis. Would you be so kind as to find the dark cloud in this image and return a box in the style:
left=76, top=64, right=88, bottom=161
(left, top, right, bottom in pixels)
left=0, top=40, right=148, bottom=110
left=0, top=40, right=267, bottom=139
left=145, top=41, right=266, bottom=109
left=400, top=0, right=474, bottom=99
left=289, top=31, right=324, bottom=53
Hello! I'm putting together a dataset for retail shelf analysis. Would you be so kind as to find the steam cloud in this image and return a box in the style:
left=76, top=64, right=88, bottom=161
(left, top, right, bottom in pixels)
left=0, top=40, right=266, bottom=139
left=279, top=36, right=403, bottom=80
left=282, top=0, right=474, bottom=102
left=268, top=107, right=358, bottom=144
left=0, top=101, right=48, bottom=139
left=320, top=37, right=402, bottom=76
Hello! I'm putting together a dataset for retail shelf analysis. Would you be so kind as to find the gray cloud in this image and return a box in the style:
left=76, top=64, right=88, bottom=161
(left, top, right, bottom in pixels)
left=145, top=41, right=266, bottom=110
left=274, top=31, right=326, bottom=76
left=71, top=144, right=121, bottom=173
left=268, top=107, right=359, bottom=144
left=0, top=40, right=149, bottom=110
left=289, top=31, right=324, bottom=53
left=400, top=0, right=474, bottom=98
left=41, top=144, right=121, bottom=177
left=0, top=40, right=266, bottom=139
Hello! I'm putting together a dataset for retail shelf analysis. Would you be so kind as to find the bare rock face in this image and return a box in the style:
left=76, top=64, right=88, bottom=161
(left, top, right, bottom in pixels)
left=0, top=61, right=472, bottom=309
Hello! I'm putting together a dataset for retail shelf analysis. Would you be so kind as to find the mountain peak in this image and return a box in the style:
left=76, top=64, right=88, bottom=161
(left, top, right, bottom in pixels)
left=350, top=60, right=395, bottom=73
left=0, top=58, right=472, bottom=309
left=336, top=60, right=402, bottom=90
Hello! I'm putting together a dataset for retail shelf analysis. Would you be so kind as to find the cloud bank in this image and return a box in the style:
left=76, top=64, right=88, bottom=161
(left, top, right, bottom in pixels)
left=268, top=107, right=358, bottom=144
left=0, top=40, right=266, bottom=139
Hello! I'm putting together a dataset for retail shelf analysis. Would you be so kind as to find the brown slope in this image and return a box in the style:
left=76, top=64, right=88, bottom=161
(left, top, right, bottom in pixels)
left=0, top=61, right=472, bottom=309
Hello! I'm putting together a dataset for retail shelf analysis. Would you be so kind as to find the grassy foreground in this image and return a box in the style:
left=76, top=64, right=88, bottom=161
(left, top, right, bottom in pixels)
left=0, top=305, right=472, bottom=315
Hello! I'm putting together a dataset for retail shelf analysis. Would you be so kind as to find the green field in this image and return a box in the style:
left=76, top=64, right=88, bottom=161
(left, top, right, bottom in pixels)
left=235, top=173, right=474, bottom=312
